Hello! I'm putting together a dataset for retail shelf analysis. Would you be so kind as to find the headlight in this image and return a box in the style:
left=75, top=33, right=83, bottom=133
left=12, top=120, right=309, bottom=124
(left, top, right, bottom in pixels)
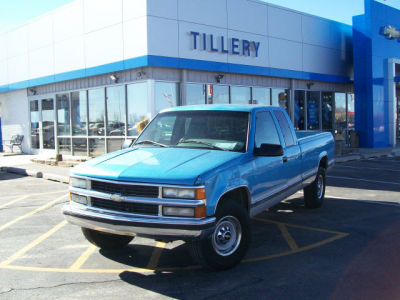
left=70, top=177, right=88, bottom=189
left=70, top=193, right=88, bottom=205
left=162, top=187, right=205, bottom=200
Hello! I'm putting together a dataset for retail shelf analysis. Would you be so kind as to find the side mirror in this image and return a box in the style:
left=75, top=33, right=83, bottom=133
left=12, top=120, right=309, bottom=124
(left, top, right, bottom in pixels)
left=254, top=143, right=284, bottom=157
left=122, top=139, right=135, bottom=149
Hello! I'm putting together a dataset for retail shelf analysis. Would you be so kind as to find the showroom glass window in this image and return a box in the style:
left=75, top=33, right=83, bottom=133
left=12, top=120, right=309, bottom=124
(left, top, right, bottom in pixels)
left=71, top=91, right=87, bottom=136
left=321, top=92, right=333, bottom=130
left=294, top=90, right=305, bottom=130
left=30, top=100, right=40, bottom=149
left=272, top=89, right=290, bottom=114
left=56, top=93, right=70, bottom=136
left=41, top=99, right=55, bottom=149
left=347, top=93, right=355, bottom=128
left=231, top=86, right=250, bottom=104
left=334, top=93, right=346, bottom=132
left=154, top=82, right=178, bottom=113
left=71, top=91, right=88, bottom=156
left=207, top=85, right=229, bottom=104
left=307, top=91, right=320, bottom=130
left=186, top=83, right=205, bottom=105
left=127, top=82, right=150, bottom=136
left=88, top=88, right=105, bottom=136
left=106, top=85, right=125, bottom=136
left=252, top=87, right=271, bottom=105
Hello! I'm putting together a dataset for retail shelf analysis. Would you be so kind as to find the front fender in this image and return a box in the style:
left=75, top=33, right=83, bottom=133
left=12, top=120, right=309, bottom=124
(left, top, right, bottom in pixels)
left=203, top=161, right=251, bottom=216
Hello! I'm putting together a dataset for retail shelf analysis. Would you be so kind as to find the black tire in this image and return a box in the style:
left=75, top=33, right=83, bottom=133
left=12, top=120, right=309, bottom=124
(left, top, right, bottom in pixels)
left=188, top=202, right=251, bottom=271
left=304, top=167, right=326, bottom=208
left=81, top=228, right=134, bottom=250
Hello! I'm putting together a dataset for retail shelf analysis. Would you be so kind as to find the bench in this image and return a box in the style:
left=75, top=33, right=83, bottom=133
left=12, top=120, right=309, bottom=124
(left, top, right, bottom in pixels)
left=3, top=135, right=24, bottom=153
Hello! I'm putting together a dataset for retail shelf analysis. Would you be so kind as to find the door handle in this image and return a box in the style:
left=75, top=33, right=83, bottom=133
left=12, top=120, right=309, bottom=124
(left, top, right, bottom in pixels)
left=283, top=156, right=288, bottom=163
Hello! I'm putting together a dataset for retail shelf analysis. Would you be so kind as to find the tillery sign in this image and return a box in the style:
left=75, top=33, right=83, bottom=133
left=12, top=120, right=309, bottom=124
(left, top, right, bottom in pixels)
left=189, top=31, right=260, bottom=57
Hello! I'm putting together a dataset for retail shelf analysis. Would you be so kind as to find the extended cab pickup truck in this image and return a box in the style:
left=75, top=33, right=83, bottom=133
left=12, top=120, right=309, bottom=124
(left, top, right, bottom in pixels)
left=63, top=105, right=334, bottom=270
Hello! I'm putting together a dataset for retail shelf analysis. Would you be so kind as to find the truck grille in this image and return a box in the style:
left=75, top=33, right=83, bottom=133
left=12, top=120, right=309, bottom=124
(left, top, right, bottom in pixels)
left=91, top=197, right=159, bottom=216
left=91, top=180, right=159, bottom=198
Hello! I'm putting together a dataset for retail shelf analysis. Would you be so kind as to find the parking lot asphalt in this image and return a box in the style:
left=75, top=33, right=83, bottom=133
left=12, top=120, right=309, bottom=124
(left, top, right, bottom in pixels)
left=0, top=158, right=399, bottom=300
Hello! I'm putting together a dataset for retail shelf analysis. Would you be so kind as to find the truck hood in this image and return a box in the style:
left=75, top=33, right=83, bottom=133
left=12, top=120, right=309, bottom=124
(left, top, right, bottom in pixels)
left=71, top=147, right=243, bottom=185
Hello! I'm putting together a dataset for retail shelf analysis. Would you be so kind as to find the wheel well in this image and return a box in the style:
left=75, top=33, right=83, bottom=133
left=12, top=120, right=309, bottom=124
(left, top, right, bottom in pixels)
left=319, top=156, right=328, bottom=169
left=217, top=187, right=250, bottom=213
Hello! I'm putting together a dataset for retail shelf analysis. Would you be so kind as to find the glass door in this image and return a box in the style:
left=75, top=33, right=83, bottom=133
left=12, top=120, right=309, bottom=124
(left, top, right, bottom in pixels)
left=30, top=100, right=40, bottom=149
left=29, top=98, right=55, bottom=151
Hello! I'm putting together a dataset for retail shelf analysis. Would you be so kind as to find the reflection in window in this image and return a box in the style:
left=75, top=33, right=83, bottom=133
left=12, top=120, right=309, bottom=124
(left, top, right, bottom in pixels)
left=272, top=89, right=290, bottom=113
left=127, top=82, right=150, bottom=136
left=307, top=91, right=320, bottom=130
left=58, top=138, right=71, bottom=155
left=30, top=100, right=40, bottom=149
left=56, top=94, right=70, bottom=136
left=252, top=87, right=270, bottom=105
left=106, top=86, right=125, bottom=136
left=231, top=86, right=250, bottom=104
left=88, top=88, right=105, bottom=136
left=347, top=93, right=355, bottom=128
left=322, top=92, right=333, bottom=130
left=186, top=83, right=205, bottom=105
left=72, top=138, right=87, bottom=156
left=89, top=138, right=105, bottom=156
left=334, top=93, right=346, bottom=132
left=154, top=82, right=178, bottom=113
left=107, top=138, right=124, bottom=153
left=71, top=91, right=87, bottom=136
left=42, top=99, right=55, bottom=149
left=207, top=85, right=229, bottom=104
left=255, top=111, right=281, bottom=147
left=294, top=90, right=305, bottom=130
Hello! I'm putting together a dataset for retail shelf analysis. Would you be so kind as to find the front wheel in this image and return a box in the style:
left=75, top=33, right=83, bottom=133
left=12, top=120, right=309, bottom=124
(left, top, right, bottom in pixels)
left=189, top=202, right=251, bottom=271
left=81, top=228, right=134, bottom=250
left=303, top=167, right=326, bottom=208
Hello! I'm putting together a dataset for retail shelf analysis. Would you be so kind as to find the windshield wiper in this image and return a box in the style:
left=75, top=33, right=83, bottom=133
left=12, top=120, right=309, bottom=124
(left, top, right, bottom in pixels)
left=178, top=139, right=226, bottom=151
left=135, top=140, right=168, bottom=147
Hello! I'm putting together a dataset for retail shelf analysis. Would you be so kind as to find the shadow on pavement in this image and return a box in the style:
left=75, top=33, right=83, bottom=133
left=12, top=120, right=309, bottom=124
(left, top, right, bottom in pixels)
left=110, top=198, right=400, bottom=299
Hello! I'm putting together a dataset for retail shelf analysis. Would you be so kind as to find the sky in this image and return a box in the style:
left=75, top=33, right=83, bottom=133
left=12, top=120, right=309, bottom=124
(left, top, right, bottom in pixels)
left=1, top=0, right=400, bottom=33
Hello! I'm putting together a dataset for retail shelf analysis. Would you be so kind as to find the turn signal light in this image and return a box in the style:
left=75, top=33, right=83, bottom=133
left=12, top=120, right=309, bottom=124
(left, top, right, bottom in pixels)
left=194, top=206, right=206, bottom=218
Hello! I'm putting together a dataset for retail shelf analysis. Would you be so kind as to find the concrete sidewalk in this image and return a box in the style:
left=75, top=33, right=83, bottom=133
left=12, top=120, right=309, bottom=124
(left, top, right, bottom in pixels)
left=1, top=146, right=400, bottom=185
left=0, top=153, right=70, bottom=184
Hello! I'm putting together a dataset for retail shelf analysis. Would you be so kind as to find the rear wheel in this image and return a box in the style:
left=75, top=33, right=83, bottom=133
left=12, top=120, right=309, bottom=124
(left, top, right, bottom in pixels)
left=81, top=228, right=134, bottom=250
left=304, top=167, right=326, bottom=208
left=189, top=202, right=251, bottom=271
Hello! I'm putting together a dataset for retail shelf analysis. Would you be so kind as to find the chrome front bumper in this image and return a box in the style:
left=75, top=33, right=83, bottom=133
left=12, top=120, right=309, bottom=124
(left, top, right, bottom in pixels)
left=63, top=202, right=216, bottom=241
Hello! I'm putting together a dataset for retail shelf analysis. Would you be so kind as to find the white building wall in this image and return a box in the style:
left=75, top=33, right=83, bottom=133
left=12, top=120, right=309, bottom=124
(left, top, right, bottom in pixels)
left=0, top=90, right=30, bottom=153
left=0, top=0, right=353, bottom=90
left=0, top=0, right=149, bottom=88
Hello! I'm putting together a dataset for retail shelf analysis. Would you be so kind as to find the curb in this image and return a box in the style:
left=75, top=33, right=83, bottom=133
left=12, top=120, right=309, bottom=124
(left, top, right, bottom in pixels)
left=1, top=166, right=68, bottom=184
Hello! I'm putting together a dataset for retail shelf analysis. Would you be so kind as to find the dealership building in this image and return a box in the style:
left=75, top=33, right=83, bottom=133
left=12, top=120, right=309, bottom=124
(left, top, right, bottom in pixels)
left=0, top=0, right=399, bottom=156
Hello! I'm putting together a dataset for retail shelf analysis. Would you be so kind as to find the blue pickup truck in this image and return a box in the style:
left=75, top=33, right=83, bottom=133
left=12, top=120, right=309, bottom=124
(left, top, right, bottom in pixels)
left=63, top=105, right=334, bottom=270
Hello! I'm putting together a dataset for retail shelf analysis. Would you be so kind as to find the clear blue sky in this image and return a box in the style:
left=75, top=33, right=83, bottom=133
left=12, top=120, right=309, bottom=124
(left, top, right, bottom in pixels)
left=1, top=0, right=400, bottom=33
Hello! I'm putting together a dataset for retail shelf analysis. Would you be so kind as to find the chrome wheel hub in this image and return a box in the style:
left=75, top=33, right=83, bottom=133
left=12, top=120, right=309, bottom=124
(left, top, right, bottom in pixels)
left=212, top=216, right=242, bottom=256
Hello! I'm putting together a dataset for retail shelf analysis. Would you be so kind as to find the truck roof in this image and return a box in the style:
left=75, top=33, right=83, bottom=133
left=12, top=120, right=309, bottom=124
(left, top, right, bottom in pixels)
left=161, top=104, right=282, bottom=113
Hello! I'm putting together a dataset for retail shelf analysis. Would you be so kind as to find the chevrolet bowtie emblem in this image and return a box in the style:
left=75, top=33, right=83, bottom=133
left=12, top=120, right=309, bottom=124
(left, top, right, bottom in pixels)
left=382, top=25, right=400, bottom=40
left=110, top=194, right=125, bottom=202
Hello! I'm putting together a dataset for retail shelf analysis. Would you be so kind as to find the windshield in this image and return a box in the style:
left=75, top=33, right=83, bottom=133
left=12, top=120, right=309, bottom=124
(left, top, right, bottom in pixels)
left=134, top=110, right=249, bottom=152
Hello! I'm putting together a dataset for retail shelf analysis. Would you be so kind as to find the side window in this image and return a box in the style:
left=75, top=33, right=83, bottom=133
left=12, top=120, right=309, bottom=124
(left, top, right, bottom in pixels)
left=255, top=111, right=281, bottom=148
left=274, top=110, right=295, bottom=147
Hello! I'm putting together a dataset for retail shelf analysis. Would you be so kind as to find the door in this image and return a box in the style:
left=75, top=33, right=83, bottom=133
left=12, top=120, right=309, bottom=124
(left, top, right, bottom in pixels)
left=251, top=111, right=286, bottom=205
left=29, top=98, right=55, bottom=152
